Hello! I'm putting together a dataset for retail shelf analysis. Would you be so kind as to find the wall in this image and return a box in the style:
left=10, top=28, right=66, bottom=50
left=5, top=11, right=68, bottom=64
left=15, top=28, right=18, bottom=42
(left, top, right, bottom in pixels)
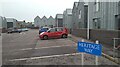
left=71, top=28, right=87, bottom=39
left=63, top=9, right=72, bottom=29
left=71, top=29, right=120, bottom=46
left=77, top=2, right=85, bottom=28
left=88, top=2, right=119, bottom=30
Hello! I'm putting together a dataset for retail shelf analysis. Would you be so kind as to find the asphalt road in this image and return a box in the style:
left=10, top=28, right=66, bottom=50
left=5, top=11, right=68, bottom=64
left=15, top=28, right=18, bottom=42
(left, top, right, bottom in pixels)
left=2, top=29, right=77, bottom=65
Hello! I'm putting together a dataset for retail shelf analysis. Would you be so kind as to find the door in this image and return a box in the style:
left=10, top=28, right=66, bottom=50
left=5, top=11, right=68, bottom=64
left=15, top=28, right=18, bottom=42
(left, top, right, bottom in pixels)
left=48, top=28, right=57, bottom=38
left=55, top=28, right=63, bottom=37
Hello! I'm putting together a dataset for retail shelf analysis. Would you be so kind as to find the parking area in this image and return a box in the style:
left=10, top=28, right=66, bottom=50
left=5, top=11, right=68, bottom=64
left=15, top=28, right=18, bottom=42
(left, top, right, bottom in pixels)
left=2, top=29, right=118, bottom=65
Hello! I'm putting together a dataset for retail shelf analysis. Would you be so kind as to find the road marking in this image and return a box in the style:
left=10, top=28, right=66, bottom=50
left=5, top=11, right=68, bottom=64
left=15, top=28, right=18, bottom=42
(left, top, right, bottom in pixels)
left=9, top=53, right=82, bottom=61
left=20, top=45, right=77, bottom=51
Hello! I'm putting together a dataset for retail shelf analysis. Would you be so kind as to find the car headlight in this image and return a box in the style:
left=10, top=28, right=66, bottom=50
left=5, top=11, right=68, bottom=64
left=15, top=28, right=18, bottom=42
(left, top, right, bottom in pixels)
left=40, top=32, right=44, bottom=35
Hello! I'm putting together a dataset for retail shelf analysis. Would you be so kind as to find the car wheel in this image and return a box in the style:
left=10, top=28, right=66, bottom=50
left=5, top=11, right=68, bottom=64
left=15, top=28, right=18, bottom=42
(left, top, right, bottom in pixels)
left=62, top=34, right=67, bottom=38
left=43, top=35, right=48, bottom=40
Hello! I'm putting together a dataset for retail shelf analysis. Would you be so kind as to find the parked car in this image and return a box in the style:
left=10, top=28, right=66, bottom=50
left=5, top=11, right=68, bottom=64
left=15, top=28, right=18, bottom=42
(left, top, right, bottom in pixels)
left=7, top=28, right=22, bottom=33
left=39, top=27, right=49, bottom=34
left=39, top=27, right=68, bottom=40
left=21, top=28, right=29, bottom=32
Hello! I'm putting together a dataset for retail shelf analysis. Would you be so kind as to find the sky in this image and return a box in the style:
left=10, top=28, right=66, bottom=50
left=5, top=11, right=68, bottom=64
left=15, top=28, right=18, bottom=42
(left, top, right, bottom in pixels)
left=0, top=0, right=79, bottom=22
left=1, top=0, right=119, bottom=22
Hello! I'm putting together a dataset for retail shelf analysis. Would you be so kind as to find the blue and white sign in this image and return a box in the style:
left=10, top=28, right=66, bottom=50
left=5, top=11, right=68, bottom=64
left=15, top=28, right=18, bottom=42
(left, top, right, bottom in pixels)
left=77, top=42, right=102, bottom=56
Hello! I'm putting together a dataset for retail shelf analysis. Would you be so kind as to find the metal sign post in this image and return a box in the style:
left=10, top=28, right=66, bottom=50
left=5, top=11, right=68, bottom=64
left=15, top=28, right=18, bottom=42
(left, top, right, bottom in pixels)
left=81, top=39, right=84, bottom=65
left=77, top=40, right=102, bottom=65
left=95, top=40, right=99, bottom=65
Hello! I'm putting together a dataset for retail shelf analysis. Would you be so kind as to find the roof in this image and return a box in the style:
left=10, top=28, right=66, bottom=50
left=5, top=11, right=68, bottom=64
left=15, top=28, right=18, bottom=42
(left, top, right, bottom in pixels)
left=6, top=18, right=17, bottom=22
left=56, top=14, right=63, bottom=18
left=48, top=16, right=54, bottom=19
left=42, top=16, right=47, bottom=19
left=74, top=2, right=79, bottom=7
left=35, top=16, right=41, bottom=19
left=66, top=9, right=72, bottom=14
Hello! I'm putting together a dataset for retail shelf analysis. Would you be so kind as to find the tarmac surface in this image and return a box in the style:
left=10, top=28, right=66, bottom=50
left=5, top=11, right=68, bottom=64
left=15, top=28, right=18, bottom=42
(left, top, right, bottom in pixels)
left=2, top=29, right=118, bottom=65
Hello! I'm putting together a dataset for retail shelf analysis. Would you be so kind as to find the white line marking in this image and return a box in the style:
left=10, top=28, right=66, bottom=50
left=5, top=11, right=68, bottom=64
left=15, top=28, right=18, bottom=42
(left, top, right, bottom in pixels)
left=9, top=53, right=82, bottom=61
left=20, top=45, right=77, bottom=51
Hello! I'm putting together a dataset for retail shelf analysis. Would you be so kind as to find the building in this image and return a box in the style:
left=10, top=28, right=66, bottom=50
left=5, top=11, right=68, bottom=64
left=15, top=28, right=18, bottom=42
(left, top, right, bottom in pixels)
left=6, top=18, right=17, bottom=28
left=34, top=16, right=41, bottom=27
left=118, top=1, right=120, bottom=30
left=41, top=16, right=48, bottom=27
left=72, top=2, right=79, bottom=29
left=77, top=1, right=85, bottom=28
left=55, top=14, right=63, bottom=27
left=0, top=16, right=7, bottom=29
left=88, top=1, right=120, bottom=30
left=0, top=16, right=7, bottom=33
left=63, top=9, right=72, bottom=29
left=34, top=16, right=55, bottom=28
left=17, top=21, right=27, bottom=28
left=26, top=22, right=34, bottom=28
left=48, top=16, right=55, bottom=28
left=72, top=1, right=88, bottom=29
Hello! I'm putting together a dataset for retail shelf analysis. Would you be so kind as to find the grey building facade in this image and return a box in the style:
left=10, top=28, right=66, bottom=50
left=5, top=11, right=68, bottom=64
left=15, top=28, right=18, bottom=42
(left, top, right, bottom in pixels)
left=48, top=16, right=55, bottom=28
left=55, top=14, right=63, bottom=27
left=34, top=16, right=41, bottom=27
left=72, top=2, right=79, bottom=29
left=41, top=16, right=48, bottom=27
left=72, top=2, right=88, bottom=29
left=6, top=18, right=17, bottom=28
left=63, top=9, right=72, bottom=29
left=0, top=16, right=7, bottom=29
left=88, top=1, right=120, bottom=30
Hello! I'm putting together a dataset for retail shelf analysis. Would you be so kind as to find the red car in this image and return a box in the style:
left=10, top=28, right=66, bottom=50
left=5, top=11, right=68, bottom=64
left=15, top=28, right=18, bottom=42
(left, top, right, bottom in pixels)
left=39, top=27, right=68, bottom=40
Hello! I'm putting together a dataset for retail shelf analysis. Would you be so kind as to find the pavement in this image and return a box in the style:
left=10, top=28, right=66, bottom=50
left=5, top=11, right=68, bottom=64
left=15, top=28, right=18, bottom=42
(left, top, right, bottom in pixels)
left=1, top=29, right=119, bottom=65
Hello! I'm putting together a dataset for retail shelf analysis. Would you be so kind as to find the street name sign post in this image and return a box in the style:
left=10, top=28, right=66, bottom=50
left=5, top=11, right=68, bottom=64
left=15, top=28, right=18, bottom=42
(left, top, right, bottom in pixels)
left=77, top=40, right=102, bottom=65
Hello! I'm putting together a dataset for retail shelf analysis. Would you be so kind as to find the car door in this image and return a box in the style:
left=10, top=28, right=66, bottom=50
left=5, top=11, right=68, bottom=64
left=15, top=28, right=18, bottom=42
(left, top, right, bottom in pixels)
left=56, top=28, right=63, bottom=37
left=48, top=28, right=57, bottom=38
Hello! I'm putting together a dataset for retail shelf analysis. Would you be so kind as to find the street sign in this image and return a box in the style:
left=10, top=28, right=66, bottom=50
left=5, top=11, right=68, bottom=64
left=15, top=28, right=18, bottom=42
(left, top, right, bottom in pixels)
left=77, top=42, right=102, bottom=56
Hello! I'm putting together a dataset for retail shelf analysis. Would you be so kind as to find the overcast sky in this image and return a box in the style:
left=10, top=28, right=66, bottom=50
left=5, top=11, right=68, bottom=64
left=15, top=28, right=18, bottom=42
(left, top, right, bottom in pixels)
left=0, top=0, right=79, bottom=22
left=1, top=0, right=119, bottom=22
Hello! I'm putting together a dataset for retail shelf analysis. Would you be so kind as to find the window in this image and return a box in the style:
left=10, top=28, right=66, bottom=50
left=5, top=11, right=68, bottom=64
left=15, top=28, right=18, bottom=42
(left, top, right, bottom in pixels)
left=49, top=28, right=56, bottom=32
left=57, top=28, right=63, bottom=31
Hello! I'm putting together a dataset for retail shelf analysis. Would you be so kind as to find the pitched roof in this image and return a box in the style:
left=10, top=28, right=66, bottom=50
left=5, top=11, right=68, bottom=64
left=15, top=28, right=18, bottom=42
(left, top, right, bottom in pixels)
left=35, top=16, right=41, bottom=19
left=49, top=16, right=54, bottom=19
left=74, top=2, right=79, bottom=7
left=42, top=16, right=47, bottom=19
